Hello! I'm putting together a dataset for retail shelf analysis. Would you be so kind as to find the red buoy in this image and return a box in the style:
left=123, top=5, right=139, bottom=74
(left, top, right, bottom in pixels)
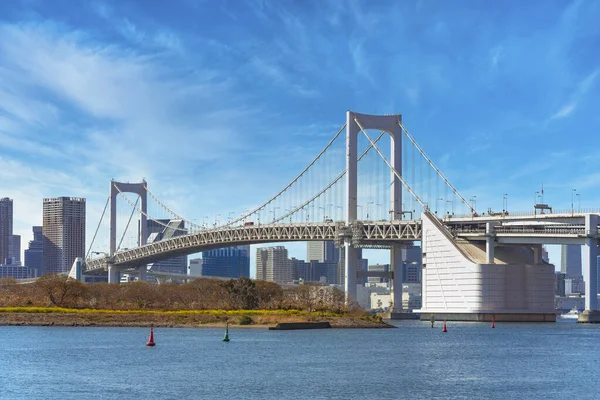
left=491, top=316, right=495, bottom=329
left=442, top=320, right=447, bottom=333
left=146, top=326, right=156, bottom=346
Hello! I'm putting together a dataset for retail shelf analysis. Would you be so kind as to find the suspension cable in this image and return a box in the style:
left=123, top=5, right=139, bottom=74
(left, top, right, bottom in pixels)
left=85, top=196, right=110, bottom=260
left=117, top=196, right=139, bottom=251
left=274, top=131, right=386, bottom=223
left=224, top=123, right=347, bottom=227
left=113, top=184, right=190, bottom=233
left=354, top=118, right=428, bottom=210
left=397, top=121, right=474, bottom=214
left=144, top=186, right=201, bottom=231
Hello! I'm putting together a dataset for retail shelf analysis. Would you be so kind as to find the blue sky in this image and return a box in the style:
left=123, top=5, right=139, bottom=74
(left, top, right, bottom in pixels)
left=1, top=0, right=600, bottom=271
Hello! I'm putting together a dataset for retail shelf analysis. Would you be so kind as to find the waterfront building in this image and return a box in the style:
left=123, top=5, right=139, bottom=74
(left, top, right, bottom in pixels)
left=201, top=245, right=250, bottom=278
left=256, top=246, right=293, bottom=283
left=42, top=197, right=85, bottom=275
left=146, top=219, right=187, bottom=277
left=0, top=198, right=13, bottom=265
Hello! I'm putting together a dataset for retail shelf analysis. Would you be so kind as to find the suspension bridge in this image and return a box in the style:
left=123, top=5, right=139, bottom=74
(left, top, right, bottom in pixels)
left=80, top=111, right=600, bottom=322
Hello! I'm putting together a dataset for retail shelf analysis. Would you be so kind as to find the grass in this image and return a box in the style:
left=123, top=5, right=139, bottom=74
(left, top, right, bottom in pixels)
left=0, top=307, right=344, bottom=318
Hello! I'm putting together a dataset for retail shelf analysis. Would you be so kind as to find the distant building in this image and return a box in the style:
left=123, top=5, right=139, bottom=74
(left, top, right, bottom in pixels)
left=555, top=272, right=566, bottom=297
left=256, top=246, right=292, bottom=283
left=368, top=264, right=390, bottom=284
left=566, top=276, right=585, bottom=296
left=146, top=219, right=187, bottom=277
left=307, top=241, right=339, bottom=263
left=0, top=198, right=13, bottom=265
left=189, top=258, right=202, bottom=276
left=24, top=226, right=43, bottom=277
left=561, top=244, right=582, bottom=278
left=201, top=245, right=250, bottom=278
left=0, top=264, right=29, bottom=279
left=9, top=235, right=21, bottom=265
left=402, top=246, right=422, bottom=283
left=42, top=197, right=86, bottom=275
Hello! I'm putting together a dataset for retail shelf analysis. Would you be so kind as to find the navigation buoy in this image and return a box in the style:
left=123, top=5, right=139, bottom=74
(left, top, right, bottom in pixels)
left=491, top=315, right=495, bottom=329
left=222, top=321, right=230, bottom=342
left=442, top=320, right=447, bottom=333
left=146, top=326, right=156, bottom=346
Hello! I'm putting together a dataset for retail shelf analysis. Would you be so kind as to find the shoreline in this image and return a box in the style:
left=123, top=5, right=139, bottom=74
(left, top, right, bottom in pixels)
left=0, top=308, right=394, bottom=329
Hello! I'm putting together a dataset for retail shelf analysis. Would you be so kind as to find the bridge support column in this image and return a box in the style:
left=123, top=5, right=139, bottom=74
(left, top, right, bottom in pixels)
left=139, top=266, right=147, bottom=282
left=485, top=222, right=497, bottom=264
left=345, top=244, right=357, bottom=303
left=108, top=264, right=118, bottom=284
left=390, top=244, right=403, bottom=312
left=584, top=214, right=599, bottom=312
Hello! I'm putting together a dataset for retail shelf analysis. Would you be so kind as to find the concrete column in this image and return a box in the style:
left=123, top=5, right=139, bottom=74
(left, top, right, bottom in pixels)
left=108, top=264, right=118, bottom=284
left=139, top=266, right=147, bottom=281
left=345, top=244, right=357, bottom=303
left=389, top=115, right=402, bottom=221
left=584, top=214, right=599, bottom=311
left=486, top=222, right=496, bottom=264
left=109, top=181, right=118, bottom=257
left=390, top=244, right=403, bottom=312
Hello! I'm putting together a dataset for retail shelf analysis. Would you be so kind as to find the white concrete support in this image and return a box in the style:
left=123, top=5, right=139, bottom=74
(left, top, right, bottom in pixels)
left=345, top=112, right=402, bottom=303
left=584, top=214, right=599, bottom=311
left=108, top=264, right=118, bottom=284
left=109, top=180, right=148, bottom=281
left=485, top=222, right=496, bottom=264
left=344, top=244, right=357, bottom=303
left=390, top=244, right=403, bottom=312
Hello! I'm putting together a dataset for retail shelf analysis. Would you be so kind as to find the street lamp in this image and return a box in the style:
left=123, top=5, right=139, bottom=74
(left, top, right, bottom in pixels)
left=571, top=189, right=576, bottom=214
left=502, top=194, right=508, bottom=213
left=469, top=196, right=477, bottom=214
left=447, top=200, right=454, bottom=215
left=576, top=193, right=581, bottom=213
left=318, top=206, right=325, bottom=220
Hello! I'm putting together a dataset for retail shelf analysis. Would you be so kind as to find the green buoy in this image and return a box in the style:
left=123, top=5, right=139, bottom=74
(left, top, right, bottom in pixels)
left=222, top=321, right=230, bottom=342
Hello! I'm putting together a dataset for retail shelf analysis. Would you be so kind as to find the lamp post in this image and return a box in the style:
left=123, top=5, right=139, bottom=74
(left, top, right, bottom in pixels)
left=318, top=206, right=325, bottom=220
left=571, top=189, right=576, bottom=214
left=576, top=193, right=580, bottom=213
left=502, top=194, right=508, bottom=214
left=469, top=196, right=477, bottom=214
left=447, top=200, right=454, bottom=215
left=436, top=197, right=443, bottom=215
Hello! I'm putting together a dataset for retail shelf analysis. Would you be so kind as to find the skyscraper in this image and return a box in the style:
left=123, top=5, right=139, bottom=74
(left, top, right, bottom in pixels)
left=561, top=244, right=582, bottom=278
left=24, top=226, right=43, bottom=277
left=0, top=198, right=13, bottom=265
left=42, top=197, right=86, bottom=275
left=256, top=246, right=292, bottom=283
left=201, top=245, right=250, bottom=278
left=9, top=235, right=21, bottom=265
left=307, top=241, right=339, bottom=263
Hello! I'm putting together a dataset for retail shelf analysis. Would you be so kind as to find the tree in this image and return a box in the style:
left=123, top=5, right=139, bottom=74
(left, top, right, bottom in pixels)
left=35, top=274, right=86, bottom=307
left=221, top=278, right=258, bottom=310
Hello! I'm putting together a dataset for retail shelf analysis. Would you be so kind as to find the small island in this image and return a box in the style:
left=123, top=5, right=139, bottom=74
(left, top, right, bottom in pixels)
left=0, top=276, right=392, bottom=329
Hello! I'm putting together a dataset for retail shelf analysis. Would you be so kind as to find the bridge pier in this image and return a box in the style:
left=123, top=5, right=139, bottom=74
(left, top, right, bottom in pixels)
left=584, top=214, right=598, bottom=312
left=344, top=244, right=358, bottom=303
left=108, top=264, right=118, bottom=284
left=390, top=244, right=403, bottom=312
left=485, top=222, right=498, bottom=264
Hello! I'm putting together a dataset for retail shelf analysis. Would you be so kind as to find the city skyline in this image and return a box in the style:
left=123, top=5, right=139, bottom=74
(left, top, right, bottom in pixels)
left=2, top=1, right=600, bottom=269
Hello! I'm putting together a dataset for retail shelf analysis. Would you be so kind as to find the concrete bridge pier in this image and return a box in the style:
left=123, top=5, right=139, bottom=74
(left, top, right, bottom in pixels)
left=108, top=264, right=118, bottom=284
left=579, top=214, right=600, bottom=322
left=344, top=244, right=358, bottom=303
left=390, top=244, right=403, bottom=312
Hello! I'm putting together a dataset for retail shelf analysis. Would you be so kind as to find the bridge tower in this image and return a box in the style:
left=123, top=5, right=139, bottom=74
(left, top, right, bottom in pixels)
left=109, top=180, right=148, bottom=283
left=345, top=112, right=404, bottom=310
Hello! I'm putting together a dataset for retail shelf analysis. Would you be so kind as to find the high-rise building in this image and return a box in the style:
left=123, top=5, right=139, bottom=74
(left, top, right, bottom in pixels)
left=307, top=241, right=339, bottom=263
left=42, top=197, right=86, bottom=275
left=146, top=219, right=187, bottom=277
left=555, top=272, right=566, bottom=297
left=256, top=246, right=292, bottom=283
left=189, top=258, right=202, bottom=276
left=24, top=226, right=43, bottom=277
left=201, top=245, right=250, bottom=278
left=9, top=235, right=21, bottom=265
left=402, top=246, right=422, bottom=283
left=0, top=198, right=13, bottom=265
left=561, top=244, right=582, bottom=278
